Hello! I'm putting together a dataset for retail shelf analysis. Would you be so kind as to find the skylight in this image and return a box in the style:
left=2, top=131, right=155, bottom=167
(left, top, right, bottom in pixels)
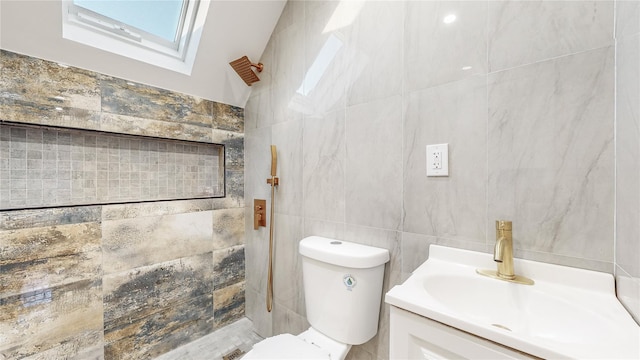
left=62, top=0, right=209, bottom=75
left=73, top=0, right=186, bottom=43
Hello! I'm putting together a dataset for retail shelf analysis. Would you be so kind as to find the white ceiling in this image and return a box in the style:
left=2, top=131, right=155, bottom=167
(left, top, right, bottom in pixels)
left=0, top=0, right=286, bottom=108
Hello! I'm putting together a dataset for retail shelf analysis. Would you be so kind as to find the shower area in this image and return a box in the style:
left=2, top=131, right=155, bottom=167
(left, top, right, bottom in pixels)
left=0, top=50, right=249, bottom=359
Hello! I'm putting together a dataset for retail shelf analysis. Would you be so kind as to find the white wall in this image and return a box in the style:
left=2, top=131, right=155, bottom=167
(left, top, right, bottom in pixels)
left=0, top=0, right=285, bottom=107
left=244, top=1, right=631, bottom=359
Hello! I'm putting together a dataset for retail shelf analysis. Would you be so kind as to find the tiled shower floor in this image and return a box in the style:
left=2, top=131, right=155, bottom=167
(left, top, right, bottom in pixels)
left=154, top=317, right=263, bottom=360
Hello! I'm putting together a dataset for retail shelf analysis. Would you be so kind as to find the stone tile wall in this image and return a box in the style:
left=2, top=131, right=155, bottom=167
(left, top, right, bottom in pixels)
left=0, top=50, right=246, bottom=359
left=0, top=207, right=104, bottom=360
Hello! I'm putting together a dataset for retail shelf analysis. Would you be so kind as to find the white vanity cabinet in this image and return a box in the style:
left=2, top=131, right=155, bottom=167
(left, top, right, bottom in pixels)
left=389, top=306, right=538, bottom=360
left=385, top=245, right=640, bottom=359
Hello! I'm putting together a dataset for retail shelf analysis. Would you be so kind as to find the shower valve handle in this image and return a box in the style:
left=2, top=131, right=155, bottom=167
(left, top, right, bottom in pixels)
left=267, top=177, right=279, bottom=186
left=254, top=199, right=267, bottom=229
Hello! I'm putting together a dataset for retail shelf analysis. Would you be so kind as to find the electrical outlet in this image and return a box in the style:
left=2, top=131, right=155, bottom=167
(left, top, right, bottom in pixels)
left=426, top=144, right=449, bottom=176
left=433, top=151, right=442, bottom=169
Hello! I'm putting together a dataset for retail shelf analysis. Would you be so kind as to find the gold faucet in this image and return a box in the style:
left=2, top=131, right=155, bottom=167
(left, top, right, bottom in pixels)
left=477, top=220, right=534, bottom=285
left=494, top=220, right=515, bottom=279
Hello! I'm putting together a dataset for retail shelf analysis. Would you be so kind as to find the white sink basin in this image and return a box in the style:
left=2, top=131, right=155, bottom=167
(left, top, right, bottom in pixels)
left=386, top=245, right=640, bottom=359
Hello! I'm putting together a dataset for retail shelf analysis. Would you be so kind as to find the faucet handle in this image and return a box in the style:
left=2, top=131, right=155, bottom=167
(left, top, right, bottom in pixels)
left=495, top=220, right=512, bottom=230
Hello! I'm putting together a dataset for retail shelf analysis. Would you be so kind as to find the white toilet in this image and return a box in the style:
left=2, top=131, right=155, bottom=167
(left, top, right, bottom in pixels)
left=243, top=236, right=390, bottom=360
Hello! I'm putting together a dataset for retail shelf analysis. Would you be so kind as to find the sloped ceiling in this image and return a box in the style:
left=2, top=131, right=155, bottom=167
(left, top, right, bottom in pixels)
left=0, top=0, right=286, bottom=108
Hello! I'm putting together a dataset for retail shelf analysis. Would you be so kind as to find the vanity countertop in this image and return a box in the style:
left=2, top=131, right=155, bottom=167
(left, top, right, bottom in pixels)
left=385, top=245, right=640, bottom=359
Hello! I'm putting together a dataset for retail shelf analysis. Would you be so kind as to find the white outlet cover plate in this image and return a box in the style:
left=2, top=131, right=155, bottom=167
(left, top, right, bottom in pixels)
left=426, top=143, right=449, bottom=176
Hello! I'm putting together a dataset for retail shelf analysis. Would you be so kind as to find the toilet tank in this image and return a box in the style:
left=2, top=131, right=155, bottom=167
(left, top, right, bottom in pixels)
left=299, top=236, right=390, bottom=345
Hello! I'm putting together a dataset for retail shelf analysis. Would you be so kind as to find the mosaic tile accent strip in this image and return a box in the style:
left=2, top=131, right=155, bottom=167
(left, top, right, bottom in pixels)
left=0, top=123, right=224, bottom=210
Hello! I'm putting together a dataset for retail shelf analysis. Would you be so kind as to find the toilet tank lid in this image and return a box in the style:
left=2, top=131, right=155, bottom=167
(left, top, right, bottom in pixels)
left=299, top=236, right=390, bottom=269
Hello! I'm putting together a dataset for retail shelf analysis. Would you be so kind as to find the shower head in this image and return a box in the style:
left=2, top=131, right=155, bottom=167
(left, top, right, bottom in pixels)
left=229, top=55, right=264, bottom=86
left=270, top=145, right=277, bottom=177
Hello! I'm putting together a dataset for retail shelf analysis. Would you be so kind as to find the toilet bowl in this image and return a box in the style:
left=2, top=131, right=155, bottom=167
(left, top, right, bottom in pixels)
left=243, top=236, right=390, bottom=360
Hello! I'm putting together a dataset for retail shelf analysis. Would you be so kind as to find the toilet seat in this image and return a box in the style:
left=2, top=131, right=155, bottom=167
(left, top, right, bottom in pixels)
left=243, top=333, right=330, bottom=359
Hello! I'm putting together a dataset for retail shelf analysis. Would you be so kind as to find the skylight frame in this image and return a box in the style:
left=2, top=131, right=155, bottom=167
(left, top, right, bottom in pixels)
left=65, top=0, right=197, bottom=60
left=68, top=0, right=190, bottom=51
left=61, top=0, right=209, bottom=75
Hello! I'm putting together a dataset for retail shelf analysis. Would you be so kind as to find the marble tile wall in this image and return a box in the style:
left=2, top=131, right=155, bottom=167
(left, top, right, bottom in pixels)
left=244, top=1, right=628, bottom=359
left=0, top=50, right=246, bottom=359
left=615, top=0, right=640, bottom=323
